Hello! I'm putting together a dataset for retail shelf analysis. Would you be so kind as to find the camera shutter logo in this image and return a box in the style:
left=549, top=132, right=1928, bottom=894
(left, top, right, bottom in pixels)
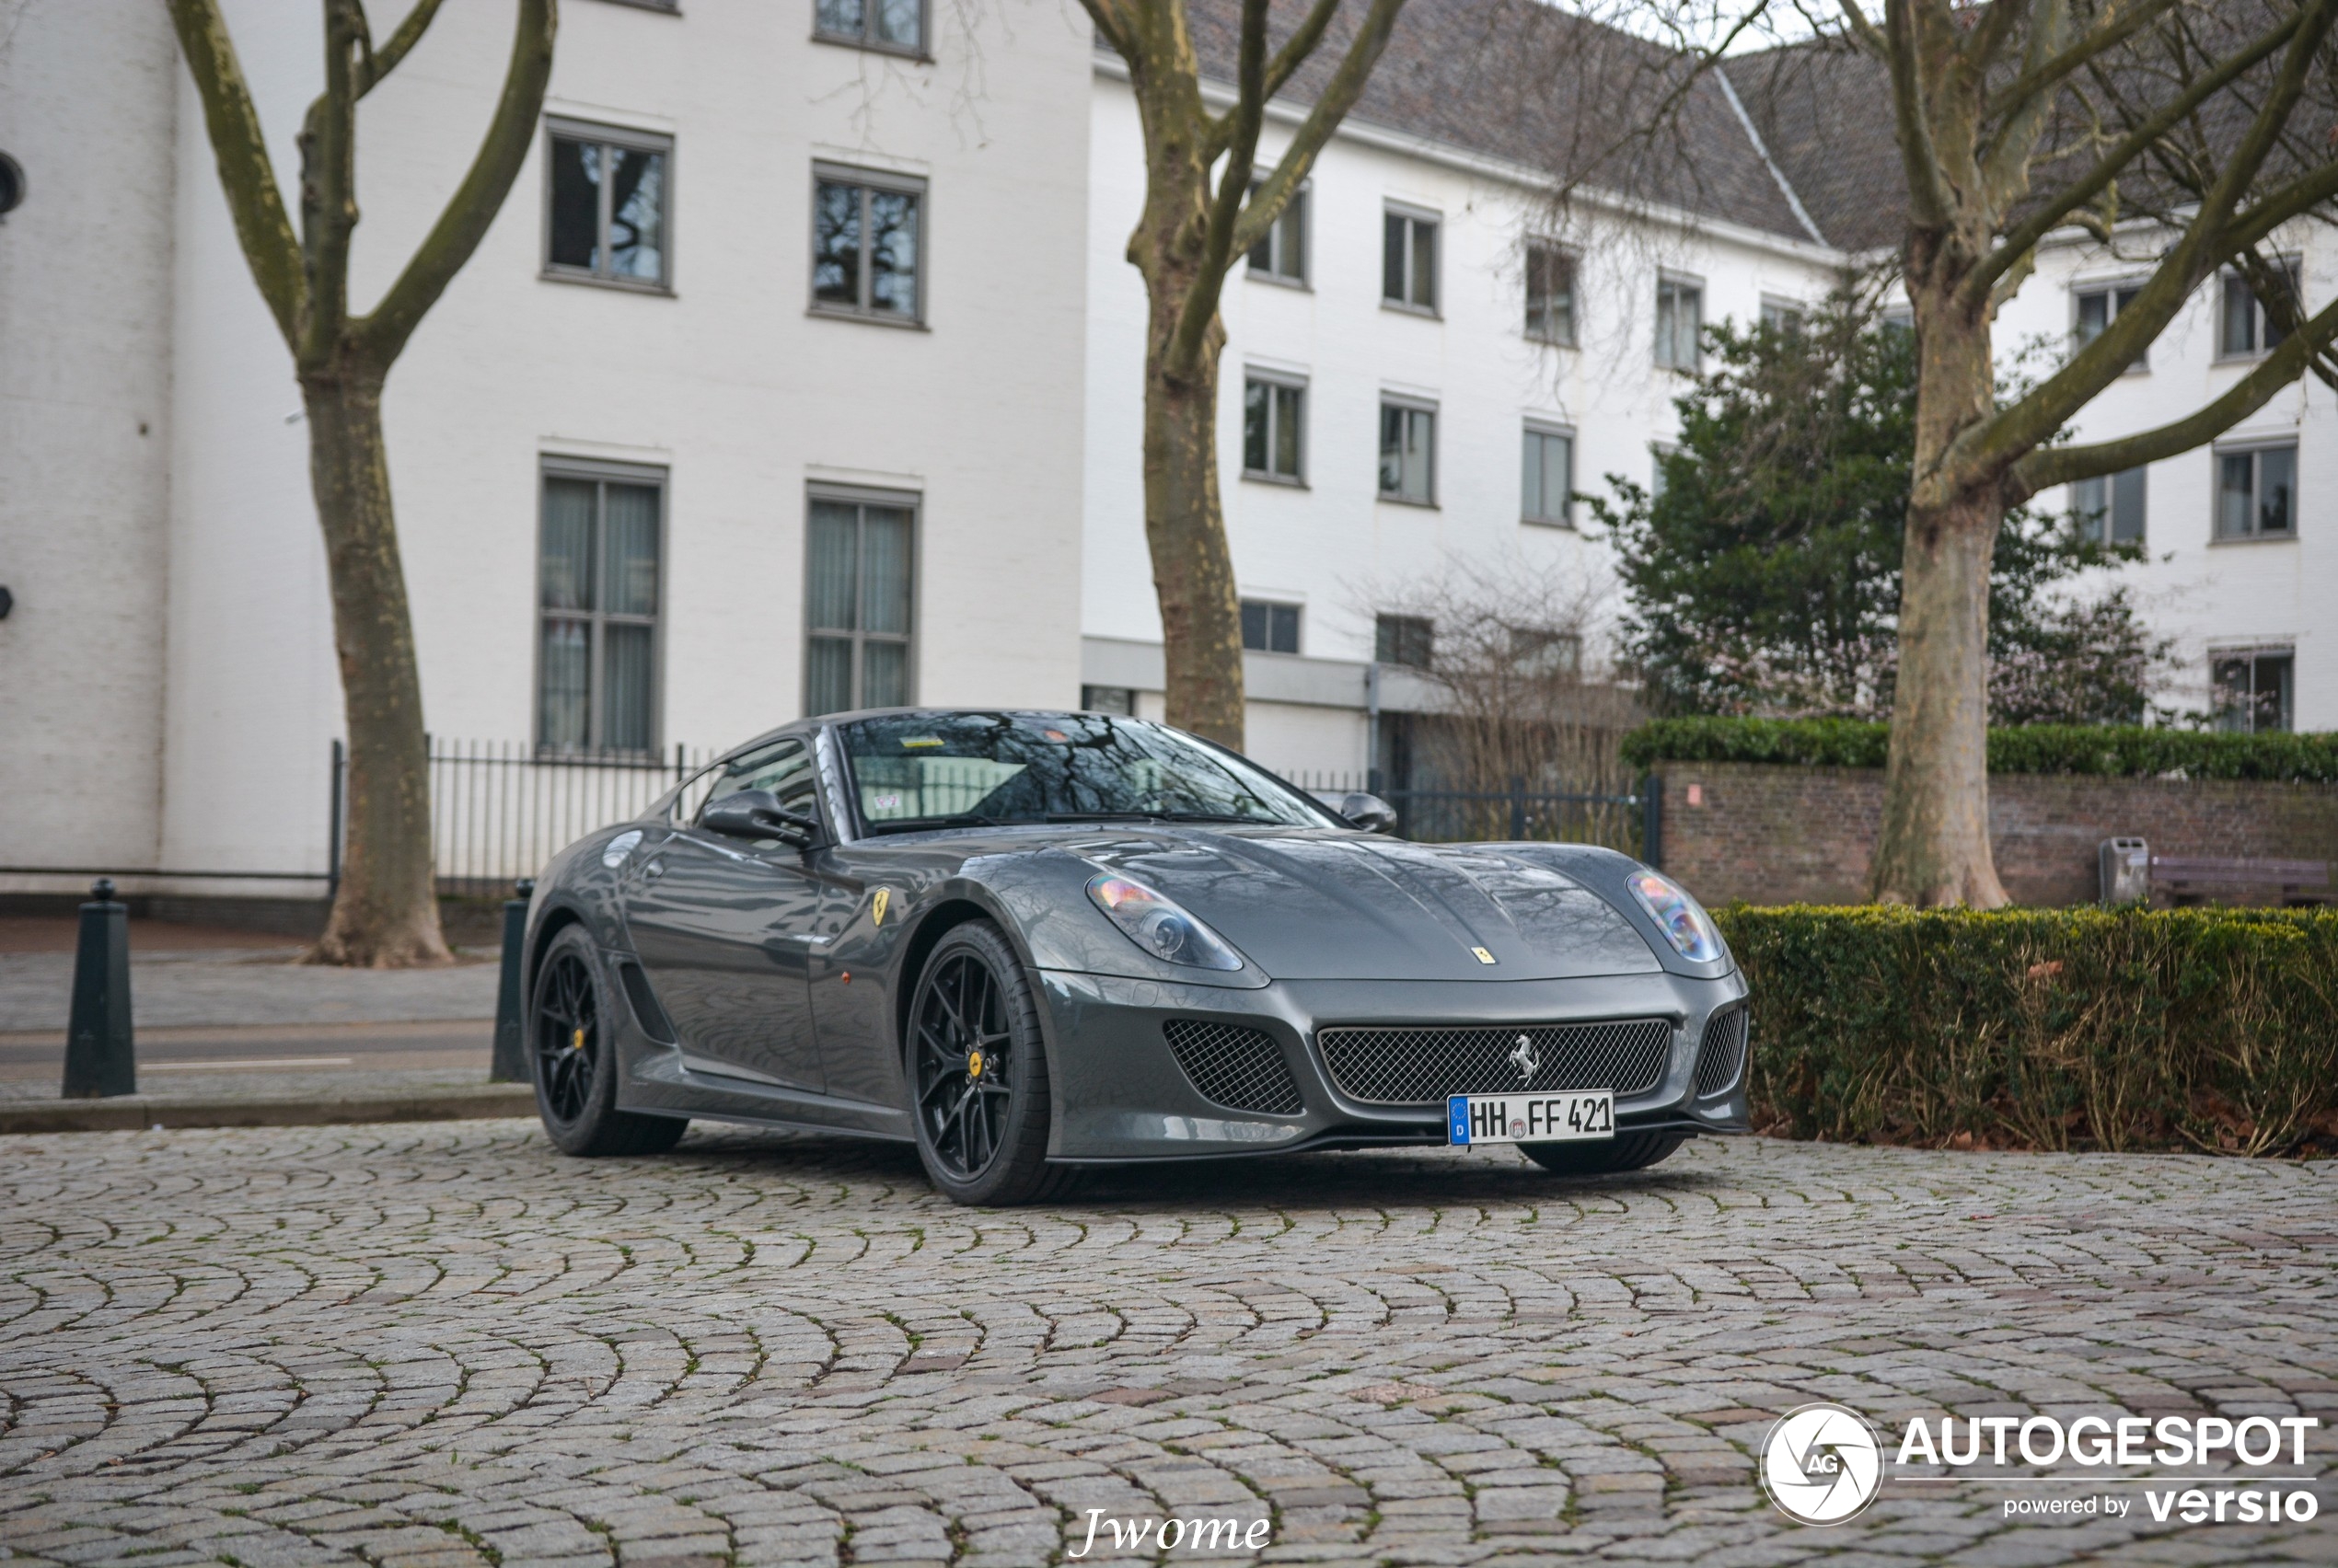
left=1759, top=1402, right=1884, bottom=1525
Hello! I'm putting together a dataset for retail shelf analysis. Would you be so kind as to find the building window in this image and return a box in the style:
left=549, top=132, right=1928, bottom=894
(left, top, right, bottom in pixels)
left=2219, top=261, right=2300, bottom=358
left=2215, top=444, right=2296, bottom=540
left=1522, top=423, right=1575, bottom=527
left=1243, top=374, right=1305, bottom=482
left=1655, top=275, right=1702, bottom=370
left=1525, top=243, right=1576, bottom=344
left=538, top=462, right=664, bottom=755
left=1081, top=685, right=1137, bottom=716
left=2073, top=467, right=2147, bottom=545
left=1511, top=627, right=1581, bottom=676
left=1759, top=297, right=1805, bottom=336
left=1240, top=600, right=1301, bottom=654
left=2213, top=649, right=2294, bottom=732
left=1383, top=206, right=1439, bottom=313
left=811, top=166, right=924, bottom=324
left=1246, top=183, right=1306, bottom=284
left=1374, top=613, right=1432, bottom=669
left=814, top=0, right=923, bottom=53
left=1379, top=399, right=1436, bottom=504
left=544, top=121, right=671, bottom=290
left=2073, top=281, right=2147, bottom=372
left=805, top=490, right=916, bottom=716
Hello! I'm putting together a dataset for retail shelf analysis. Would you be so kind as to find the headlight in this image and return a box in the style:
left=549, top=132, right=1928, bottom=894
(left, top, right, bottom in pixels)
left=1085, top=872, right=1245, bottom=971
left=1627, top=870, right=1724, bottom=963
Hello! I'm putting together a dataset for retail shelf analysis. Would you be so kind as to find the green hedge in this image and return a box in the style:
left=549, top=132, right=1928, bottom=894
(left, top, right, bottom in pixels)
left=1622, top=716, right=2338, bottom=782
left=1718, top=905, right=2338, bottom=1155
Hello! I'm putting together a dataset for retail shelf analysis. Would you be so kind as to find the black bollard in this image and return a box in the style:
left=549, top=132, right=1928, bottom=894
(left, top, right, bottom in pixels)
left=62, top=878, right=135, bottom=1098
left=489, top=878, right=535, bottom=1083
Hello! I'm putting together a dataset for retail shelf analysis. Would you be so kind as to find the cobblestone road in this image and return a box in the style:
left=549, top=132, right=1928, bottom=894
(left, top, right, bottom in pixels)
left=1, top=1125, right=2331, bottom=1566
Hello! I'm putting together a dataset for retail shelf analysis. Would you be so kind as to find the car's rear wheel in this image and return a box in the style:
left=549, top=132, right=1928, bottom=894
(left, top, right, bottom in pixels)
left=907, top=921, right=1067, bottom=1205
left=531, top=926, right=688, bottom=1158
left=1520, top=1131, right=1683, bottom=1176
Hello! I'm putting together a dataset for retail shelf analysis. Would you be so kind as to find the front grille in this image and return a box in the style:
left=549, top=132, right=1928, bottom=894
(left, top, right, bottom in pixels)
left=1316, top=1019, right=1673, bottom=1106
left=1164, top=1020, right=1305, bottom=1114
left=1695, top=1009, right=1748, bottom=1098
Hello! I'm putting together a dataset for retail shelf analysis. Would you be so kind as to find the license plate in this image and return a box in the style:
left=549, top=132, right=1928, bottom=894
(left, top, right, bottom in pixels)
left=1447, top=1090, right=1614, bottom=1146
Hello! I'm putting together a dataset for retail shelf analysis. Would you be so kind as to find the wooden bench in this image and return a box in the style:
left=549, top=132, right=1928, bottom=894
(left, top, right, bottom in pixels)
left=2149, top=855, right=2334, bottom=906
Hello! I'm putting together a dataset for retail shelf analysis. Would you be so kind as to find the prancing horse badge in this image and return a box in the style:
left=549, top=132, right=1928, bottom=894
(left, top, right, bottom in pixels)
left=872, top=888, right=891, bottom=927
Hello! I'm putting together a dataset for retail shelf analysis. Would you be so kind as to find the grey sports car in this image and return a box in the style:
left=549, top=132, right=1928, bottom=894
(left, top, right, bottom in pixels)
left=523, top=709, right=1750, bottom=1204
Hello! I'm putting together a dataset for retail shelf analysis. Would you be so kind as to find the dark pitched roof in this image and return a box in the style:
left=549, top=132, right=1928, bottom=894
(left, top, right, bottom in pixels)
left=1166, top=0, right=1837, bottom=247
left=1722, top=42, right=1907, bottom=252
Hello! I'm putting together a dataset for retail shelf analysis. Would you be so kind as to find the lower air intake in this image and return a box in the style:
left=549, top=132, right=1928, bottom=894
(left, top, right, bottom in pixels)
left=1694, top=1008, right=1748, bottom=1098
left=1163, top=1019, right=1305, bottom=1115
left=1316, top=1019, right=1672, bottom=1106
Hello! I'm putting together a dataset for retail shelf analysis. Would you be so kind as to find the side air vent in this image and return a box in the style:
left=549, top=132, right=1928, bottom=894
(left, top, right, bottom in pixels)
left=617, top=961, right=677, bottom=1043
left=1694, top=1008, right=1748, bottom=1098
left=1163, top=1019, right=1305, bottom=1115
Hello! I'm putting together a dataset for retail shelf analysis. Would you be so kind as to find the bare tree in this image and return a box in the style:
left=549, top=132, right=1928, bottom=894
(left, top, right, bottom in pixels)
left=1817, top=0, right=2338, bottom=905
left=168, top=0, right=556, bottom=964
left=1076, top=0, right=1408, bottom=748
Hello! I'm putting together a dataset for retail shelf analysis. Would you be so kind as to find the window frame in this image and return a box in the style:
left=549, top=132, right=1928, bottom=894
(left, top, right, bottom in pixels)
left=2209, top=646, right=2296, bottom=732
left=1758, top=296, right=1806, bottom=337
left=1523, top=240, right=1578, bottom=346
left=1381, top=202, right=1441, bottom=317
left=1654, top=272, right=1704, bottom=372
left=535, top=456, right=668, bottom=759
left=541, top=118, right=677, bottom=294
left=1373, top=613, right=1433, bottom=670
left=1522, top=420, right=1577, bottom=529
left=1376, top=394, right=1439, bottom=507
left=2210, top=440, right=2298, bottom=543
left=808, top=162, right=930, bottom=328
left=1239, top=598, right=1303, bottom=656
left=804, top=484, right=921, bottom=717
left=810, top=0, right=929, bottom=58
left=2216, top=259, right=2302, bottom=362
left=2070, top=277, right=2148, bottom=374
left=2071, top=467, right=2147, bottom=546
left=1244, top=180, right=1309, bottom=287
left=1241, top=368, right=1308, bottom=486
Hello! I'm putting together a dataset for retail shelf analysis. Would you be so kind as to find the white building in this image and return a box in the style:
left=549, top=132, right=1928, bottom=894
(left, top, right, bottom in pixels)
left=0, top=0, right=2327, bottom=899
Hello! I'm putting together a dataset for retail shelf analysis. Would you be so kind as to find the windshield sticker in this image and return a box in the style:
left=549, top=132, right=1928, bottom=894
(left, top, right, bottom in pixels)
left=873, top=793, right=901, bottom=811
left=901, top=736, right=944, bottom=750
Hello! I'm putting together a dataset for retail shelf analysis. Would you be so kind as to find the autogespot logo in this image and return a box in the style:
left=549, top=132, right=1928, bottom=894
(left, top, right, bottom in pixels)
left=1761, top=1402, right=1886, bottom=1525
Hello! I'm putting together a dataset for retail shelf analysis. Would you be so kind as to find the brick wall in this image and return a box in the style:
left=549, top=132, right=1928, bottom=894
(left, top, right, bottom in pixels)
left=1658, top=761, right=2338, bottom=906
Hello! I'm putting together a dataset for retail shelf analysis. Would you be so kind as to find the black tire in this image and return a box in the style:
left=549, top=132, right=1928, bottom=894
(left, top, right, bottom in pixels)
left=530, top=926, right=689, bottom=1158
left=1520, top=1131, right=1684, bottom=1176
left=905, top=921, right=1070, bottom=1205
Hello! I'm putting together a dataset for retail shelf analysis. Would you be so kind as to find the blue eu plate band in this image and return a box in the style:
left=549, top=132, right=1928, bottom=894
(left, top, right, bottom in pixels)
left=1448, top=1095, right=1471, bottom=1146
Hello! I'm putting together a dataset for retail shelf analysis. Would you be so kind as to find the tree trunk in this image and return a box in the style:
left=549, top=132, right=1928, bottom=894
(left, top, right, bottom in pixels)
left=1142, top=310, right=1246, bottom=748
left=302, top=369, right=452, bottom=966
left=1869, top=240, right=2011, bottom=908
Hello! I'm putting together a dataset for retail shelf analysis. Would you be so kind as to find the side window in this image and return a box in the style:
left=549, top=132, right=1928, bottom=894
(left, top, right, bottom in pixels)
left=698, top=740, right=820, bottom=824
left=544, top=120, right=672, bottom=291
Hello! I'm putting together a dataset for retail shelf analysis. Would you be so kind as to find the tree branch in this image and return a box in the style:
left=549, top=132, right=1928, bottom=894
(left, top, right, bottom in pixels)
left=163, top=0, right=305, bottom=346
left=2219, top=156, right=2338, bottom=258
left=2011, top=294, right=2338, bottom=497
left=1959, top=6, right=2304, bottom=309
left=1882, top=0, right=1955, bottom=226
left=358, top=0, right=558, bottom=365
left=1226, top=0, right=1407, bottom=259
left=300, top=0, right=370, bottom=367
left=359, top=0, right=450, bottom=96
left=1168, top=0, right=1268, bottom=375
left=1983, top=0, right=2179, bottom=121
left=1074, top=0, right=1140, bottom=64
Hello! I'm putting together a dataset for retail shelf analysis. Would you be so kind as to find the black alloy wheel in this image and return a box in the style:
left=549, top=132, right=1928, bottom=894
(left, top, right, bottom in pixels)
left=535, top=948, right=600, bottom=1124
left=529, top=925, right=689, bottom=1157
left=906, top=921, right=1066, bottom=1205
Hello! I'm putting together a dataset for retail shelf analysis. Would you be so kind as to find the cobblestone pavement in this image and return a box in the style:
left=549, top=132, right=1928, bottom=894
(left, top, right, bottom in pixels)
left=1, top=1125, right=2332, bottom=1567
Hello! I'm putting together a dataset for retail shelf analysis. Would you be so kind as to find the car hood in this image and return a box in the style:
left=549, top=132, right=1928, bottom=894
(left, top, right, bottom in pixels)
left=1082, top=832, right=1663, bottom=981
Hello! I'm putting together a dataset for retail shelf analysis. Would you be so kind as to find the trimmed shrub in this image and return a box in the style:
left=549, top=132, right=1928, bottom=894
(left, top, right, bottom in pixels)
left=1623, top=716, right=2338, bottom=782
left=1718, top=905, right=2338, bottom=1156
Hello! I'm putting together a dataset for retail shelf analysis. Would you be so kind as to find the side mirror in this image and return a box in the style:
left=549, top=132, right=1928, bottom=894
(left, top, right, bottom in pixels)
left=701, top=788, right=819, bottom=847
left=1338, top=791, right=1399, bottom=835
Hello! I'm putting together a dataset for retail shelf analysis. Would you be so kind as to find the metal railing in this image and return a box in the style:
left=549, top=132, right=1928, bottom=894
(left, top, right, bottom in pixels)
left=333, top=739, right=714, bottom=898
left=1287, top=770, right=1661, bottom=863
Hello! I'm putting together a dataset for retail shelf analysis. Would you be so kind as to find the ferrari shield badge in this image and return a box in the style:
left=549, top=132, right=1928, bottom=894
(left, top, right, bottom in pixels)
left=872, top=888, right=891, bottom=927
left=1470, top=946, right=1497, bottom=964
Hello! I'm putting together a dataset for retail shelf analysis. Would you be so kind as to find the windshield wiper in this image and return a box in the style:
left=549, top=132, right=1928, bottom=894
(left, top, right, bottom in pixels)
left=1042, top=811, right=1260, bottom=824
left=862, top=813, right=1011, bottom=836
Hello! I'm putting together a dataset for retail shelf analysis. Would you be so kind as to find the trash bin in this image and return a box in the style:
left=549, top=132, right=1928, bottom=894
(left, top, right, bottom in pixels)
left=2099, top=837, right=2149, bottom=905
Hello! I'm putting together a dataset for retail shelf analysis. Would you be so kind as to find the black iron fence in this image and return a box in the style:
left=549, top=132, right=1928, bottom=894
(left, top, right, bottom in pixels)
left=1288, top=771, right=1661, bottom=863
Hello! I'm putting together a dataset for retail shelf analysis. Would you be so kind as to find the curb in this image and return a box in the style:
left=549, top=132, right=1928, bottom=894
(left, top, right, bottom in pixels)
left=0, top=1083, right=537, bottom=1135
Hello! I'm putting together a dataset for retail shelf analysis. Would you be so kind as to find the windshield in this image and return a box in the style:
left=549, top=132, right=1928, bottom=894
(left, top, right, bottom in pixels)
left=839, top=712, right=1338, bottom=833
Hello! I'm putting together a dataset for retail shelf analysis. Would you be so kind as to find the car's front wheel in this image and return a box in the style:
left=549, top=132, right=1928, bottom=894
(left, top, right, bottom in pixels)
left=530, top=926, right=688, bottom=1158
left=1520, top=1131, right=1683, bottom=1176
left=906, top=920, right=1067, bottom=1205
